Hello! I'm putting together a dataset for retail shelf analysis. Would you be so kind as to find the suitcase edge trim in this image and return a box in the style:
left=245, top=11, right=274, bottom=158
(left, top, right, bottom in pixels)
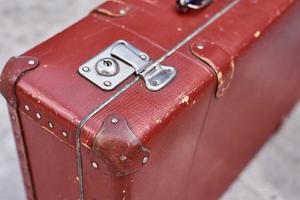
left=0, top=56, right=39, bottom=200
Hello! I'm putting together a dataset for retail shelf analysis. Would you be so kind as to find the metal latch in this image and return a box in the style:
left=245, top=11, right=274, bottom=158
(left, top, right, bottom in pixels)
left=78, top=40, right=176, bottom=91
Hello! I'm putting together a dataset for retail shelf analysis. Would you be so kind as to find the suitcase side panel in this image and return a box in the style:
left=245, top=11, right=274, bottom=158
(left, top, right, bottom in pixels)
left=19, top=111, right=79, bottom=200
left=187, top=1, right=300, bottom=199
left=19, top=110, right=125, bottom=200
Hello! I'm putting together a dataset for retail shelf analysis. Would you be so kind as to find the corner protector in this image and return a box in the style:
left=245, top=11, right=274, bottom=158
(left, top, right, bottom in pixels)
left=89, top=114, right=150, bottom=176
left=190, top=40, right=235, bottom=98
left=92, top=0, right=130, bottom=18
left=0, top=56, right=39, bottom=108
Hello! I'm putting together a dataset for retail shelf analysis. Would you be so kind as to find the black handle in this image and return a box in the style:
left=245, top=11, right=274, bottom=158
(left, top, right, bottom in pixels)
left=177, top=0, right=213, bottom=12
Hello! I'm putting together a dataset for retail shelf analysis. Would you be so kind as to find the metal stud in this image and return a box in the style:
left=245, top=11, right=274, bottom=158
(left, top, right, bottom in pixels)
left=91, top=162, right=98, bottom=169
left=197, top=43, right=204, bottom=50
left=104, top=81, right=112, bottom=87
left=48, top=122, right=54, bottom=129
left=35, top=113, right=41, bottom=120
left=111, top=117, right=119, bottom=124
left=142, top=156, right=149, bottom=164
left=82, top=66, right=90, bottom=72
left=28, top=60, right=35, bottom=65
left=120, top=155, right=127, bottom=161
left=140, top=54, right=147, bottom=60
left=119, top=9, right=126, bottom=15
left=62, top=131, right=68, bottom=138
left=151, top=80, right=158, bottom=86
left=24, top=105, right=30, bottom=111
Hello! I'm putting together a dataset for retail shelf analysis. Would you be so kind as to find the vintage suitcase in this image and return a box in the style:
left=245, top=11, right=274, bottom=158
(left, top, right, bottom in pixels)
left=1, top=0, right=300, bottom=199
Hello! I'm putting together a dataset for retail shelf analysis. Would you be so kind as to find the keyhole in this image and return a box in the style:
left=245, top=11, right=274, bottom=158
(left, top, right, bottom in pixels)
left=96, top=58, right=119, bottom=76
left=103, top=60, right=112, bottom=67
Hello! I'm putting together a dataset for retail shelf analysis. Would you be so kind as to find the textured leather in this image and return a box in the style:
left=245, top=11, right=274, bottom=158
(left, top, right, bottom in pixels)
left=1, top=0, right=300, bottom=199
left=93, top=0, right=130, bottom=17
left=0, top=56, right=39, bottom=108
left=90, top=114, right=150, bottom=176
left=191, top=40, right=234, bottom=97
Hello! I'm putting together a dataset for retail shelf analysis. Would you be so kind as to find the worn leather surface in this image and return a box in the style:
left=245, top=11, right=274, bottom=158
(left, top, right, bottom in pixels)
left=0, top=56, right=39, bottom=108
left=8, top=105, right=35, bottom=200
left=191, top=40, right=234, bottom=97
left=1, top=0, right=300, bottom=199
left=187, top=1, right=300, bottom=199
left=93, top=0, right=130, bottom=17
left=90, top=114, right=150, bottom=176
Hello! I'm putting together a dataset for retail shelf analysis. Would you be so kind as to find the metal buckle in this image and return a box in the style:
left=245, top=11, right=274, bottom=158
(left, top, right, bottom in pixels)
left=78, top=40, right=176, bottom=91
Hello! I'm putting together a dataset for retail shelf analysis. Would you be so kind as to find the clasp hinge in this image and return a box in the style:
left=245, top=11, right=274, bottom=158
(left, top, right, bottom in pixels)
left=78, top=40, right=176, bottom=91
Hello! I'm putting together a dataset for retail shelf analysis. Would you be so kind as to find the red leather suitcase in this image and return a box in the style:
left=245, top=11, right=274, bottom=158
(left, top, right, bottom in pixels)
left=1, top=0, right=300, bottom=199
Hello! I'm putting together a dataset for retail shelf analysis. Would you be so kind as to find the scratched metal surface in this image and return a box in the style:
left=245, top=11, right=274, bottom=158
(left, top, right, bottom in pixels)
left=0, top=1, right=299, bottom=199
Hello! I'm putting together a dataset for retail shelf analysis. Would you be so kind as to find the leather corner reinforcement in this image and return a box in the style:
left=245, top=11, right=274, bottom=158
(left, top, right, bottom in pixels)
left=0, top=56, right=39, bottom=108
left=191, top=41, right=235, bottom=98
left=90, top=114, right=150, bottom=176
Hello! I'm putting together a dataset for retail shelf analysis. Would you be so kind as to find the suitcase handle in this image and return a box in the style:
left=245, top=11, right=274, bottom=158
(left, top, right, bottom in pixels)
left=177, top=0, right=213, bottom=12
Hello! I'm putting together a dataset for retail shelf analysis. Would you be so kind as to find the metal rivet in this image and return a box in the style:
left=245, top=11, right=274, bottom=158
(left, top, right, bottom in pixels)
left=48, top=122, right=54, bottom=129
left=91, top=162, right=98, bottom=169
left=111, top=117, right=119, bottom=124
left=140, top=54, right=147, bottom=60
left=35, top=113, right=41, bottom=120
left=104, top=81, right=112, bottom=87
left=142, top=156, right=149, bottom=164
left=119, top=9, right=126, bottom=15
left=197, top=43, right=204, bottom=50
left=28, top=60, right=35, bottom=65
left=120, top=155, right=127, bottom=161
left=24, top=105, right=30, bottom=111
left=82, top=66, right=90, bottom=72
left=62, top=131, right=68, bottom=138
left=151, top=80, right=158, bottom=86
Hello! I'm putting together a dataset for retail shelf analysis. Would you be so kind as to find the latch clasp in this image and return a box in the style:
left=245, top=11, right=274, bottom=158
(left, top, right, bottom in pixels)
left=78, top=40, right=176, bottom=91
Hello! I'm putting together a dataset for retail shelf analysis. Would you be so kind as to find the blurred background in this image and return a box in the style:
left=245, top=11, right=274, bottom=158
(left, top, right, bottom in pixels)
left=0, top=0, right=299, bottom=199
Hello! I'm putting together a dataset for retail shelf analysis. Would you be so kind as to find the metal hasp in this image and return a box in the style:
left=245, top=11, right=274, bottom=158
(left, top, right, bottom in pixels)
left=78, top=40, right=177, bottom=91
left=177, top=0, right=213, bottom=12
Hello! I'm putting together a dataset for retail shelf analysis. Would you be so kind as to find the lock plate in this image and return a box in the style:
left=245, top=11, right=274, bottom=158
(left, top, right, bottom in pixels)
left=79, top=41, right=137, bottom=90
left=78, top=40, right=176, bottom=91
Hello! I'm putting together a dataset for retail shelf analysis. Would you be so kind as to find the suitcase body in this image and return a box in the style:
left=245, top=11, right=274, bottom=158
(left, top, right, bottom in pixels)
left=1, top=0, right=300, bottom=199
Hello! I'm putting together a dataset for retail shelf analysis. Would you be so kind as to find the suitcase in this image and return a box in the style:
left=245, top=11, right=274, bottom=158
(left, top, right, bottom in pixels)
left=1, top=0, right=300, bottom=199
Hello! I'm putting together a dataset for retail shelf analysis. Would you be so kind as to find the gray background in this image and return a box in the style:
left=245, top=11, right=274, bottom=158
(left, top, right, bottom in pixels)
left=0, top=1, right=299, bottom=199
